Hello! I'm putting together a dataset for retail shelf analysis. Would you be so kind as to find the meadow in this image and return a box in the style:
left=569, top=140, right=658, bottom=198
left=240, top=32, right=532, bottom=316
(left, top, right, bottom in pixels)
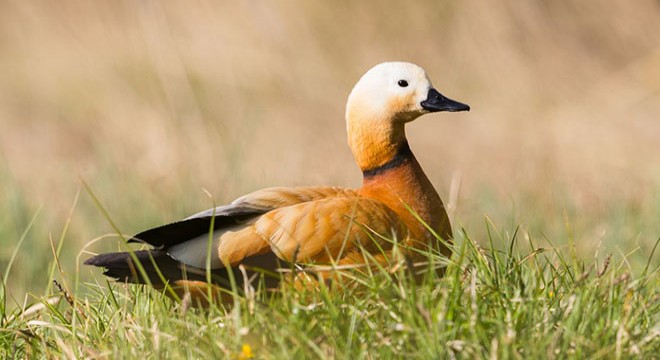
left=0, top=1, right=659, bottom=358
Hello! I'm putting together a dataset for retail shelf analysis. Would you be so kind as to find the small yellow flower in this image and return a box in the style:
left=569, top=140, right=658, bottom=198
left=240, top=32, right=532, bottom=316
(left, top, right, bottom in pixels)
left=238, top=344, right=254, bottom=360
left=548, top=291, right=554, bottom=298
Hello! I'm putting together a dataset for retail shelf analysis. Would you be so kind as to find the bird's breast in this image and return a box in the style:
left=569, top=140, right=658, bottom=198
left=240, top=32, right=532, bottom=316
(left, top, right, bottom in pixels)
left=358, top=158, right=451, bottom=244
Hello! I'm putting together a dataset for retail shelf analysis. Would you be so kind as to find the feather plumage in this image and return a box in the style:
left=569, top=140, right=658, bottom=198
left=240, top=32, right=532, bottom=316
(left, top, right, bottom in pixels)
left=85, top=62, right=469, bottom=294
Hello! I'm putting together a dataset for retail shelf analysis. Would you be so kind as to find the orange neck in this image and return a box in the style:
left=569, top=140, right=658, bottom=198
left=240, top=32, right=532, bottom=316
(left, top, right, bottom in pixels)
left=347, top=115, right=407, bottom=171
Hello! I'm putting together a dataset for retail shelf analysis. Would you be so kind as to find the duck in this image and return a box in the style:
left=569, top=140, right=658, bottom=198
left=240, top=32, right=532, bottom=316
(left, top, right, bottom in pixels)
left=85, top=62, right=469, bottom=296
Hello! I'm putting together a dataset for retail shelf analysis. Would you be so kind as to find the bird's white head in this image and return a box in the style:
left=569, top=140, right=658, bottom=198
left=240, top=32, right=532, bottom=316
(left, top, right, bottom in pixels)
left=346, top=62, right=469, bottom=125
left=346, top=62, right=469, bottom=171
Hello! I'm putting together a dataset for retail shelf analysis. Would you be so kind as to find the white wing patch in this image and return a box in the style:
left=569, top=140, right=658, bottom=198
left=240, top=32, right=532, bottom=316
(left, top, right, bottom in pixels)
left=167, top=223, right=246, bottom=269
left=167, top=230, right=223, bottom=269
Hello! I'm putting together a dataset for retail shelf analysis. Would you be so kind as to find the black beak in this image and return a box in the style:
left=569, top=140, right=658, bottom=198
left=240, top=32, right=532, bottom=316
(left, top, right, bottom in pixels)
left=421, top=88, right=470, bottom=112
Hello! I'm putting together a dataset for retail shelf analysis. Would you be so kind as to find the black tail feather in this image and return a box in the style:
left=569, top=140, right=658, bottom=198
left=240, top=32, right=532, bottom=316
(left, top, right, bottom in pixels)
left=85, top=250, right=206, bottom=286
left=85, top=250, right=282, bottom=289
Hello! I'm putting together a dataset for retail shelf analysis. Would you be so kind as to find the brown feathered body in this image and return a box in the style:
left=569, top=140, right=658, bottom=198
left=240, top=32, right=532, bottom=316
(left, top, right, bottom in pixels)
left=85, top=62, right=468, bottom=296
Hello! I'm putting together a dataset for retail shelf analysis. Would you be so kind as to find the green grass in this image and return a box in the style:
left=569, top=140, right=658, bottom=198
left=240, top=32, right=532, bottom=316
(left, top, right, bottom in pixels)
left=1, top=219, right=657, bottom=359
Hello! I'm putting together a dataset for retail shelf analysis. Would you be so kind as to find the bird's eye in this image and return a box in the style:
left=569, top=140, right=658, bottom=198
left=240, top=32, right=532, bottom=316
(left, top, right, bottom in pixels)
left=397, top=80, right=408, bottom=87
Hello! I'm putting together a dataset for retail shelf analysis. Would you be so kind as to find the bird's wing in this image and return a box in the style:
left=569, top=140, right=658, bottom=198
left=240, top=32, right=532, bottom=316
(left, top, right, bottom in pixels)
left=85, top=192, right=405, bottom=288
left=215, top=196, right=407, bottom=266
left=129, top=186, right=355, bottom=249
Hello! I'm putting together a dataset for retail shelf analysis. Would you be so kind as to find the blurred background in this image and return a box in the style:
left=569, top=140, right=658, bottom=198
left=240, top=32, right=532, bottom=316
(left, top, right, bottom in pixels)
left=1, top=1, right=659, bottom=301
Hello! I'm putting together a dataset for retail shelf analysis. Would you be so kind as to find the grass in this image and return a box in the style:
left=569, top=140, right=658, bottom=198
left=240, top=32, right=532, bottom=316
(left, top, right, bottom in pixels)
left=1, top=215, right=658, bottom=358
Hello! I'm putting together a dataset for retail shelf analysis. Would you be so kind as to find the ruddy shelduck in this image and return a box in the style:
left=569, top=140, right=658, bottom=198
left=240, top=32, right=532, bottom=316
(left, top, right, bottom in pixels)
left=85, top=62, right=470, bottom=292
